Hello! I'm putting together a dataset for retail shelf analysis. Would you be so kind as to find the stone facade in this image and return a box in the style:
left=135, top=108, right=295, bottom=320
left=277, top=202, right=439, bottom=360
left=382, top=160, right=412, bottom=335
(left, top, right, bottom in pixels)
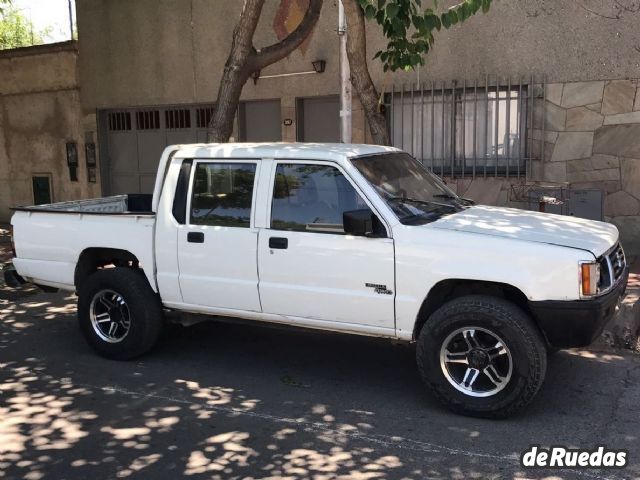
left=531, top=79, right=640, bottom=255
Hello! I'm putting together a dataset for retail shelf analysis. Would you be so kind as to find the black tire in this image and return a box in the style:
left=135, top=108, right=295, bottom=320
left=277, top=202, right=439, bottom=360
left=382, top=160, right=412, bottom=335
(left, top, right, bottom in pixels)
left=416, top=295, right=547, bottom=419
left=78, top=268, right=164, bottom=360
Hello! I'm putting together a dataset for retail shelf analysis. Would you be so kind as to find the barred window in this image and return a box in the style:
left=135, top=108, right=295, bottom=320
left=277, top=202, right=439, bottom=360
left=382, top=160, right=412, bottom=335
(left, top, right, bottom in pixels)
left=389, top=79, right=538, bottom=178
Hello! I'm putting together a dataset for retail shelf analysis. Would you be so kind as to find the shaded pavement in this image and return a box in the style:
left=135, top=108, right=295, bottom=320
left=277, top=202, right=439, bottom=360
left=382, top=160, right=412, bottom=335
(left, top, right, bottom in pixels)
left=1, top=287, right=639, bottom=480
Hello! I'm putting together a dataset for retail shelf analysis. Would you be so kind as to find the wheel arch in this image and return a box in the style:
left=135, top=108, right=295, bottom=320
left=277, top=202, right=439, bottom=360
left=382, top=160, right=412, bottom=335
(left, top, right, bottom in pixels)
left=413, top=279, right=539, bottom=341
left=75, top=247, right=150, bottom=290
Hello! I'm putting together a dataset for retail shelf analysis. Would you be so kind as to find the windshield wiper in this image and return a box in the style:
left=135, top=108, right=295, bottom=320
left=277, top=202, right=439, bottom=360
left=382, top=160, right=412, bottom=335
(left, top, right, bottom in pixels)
left=432, top=194, right=458, bottom=199
left=387, top=196, right=457, bottom=209
left=432, top=193, right=475, bottom=206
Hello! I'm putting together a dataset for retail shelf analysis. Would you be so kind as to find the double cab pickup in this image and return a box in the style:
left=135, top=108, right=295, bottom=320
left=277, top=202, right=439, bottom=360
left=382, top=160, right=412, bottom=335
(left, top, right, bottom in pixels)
left=5, top=143, right=629, bottom=417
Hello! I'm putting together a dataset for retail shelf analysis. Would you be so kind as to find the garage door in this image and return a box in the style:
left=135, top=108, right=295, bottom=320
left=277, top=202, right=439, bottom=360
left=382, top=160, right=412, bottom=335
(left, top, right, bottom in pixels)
left=102, top=101, right=281, bottom=195
left=296, top=96, right=340, bottom=142
left=238, top=99, right=282, bottom=142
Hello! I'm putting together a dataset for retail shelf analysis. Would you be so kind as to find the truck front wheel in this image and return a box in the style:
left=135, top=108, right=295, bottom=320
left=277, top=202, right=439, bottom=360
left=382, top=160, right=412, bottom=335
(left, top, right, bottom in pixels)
left=78, top=268, right=164, bottom=360
left=416, top=295, right=547, bottom=418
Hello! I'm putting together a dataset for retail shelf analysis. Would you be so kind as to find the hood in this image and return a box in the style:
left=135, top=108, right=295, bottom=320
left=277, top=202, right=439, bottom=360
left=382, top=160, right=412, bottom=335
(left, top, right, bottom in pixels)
left=428, top=205, right=618, bottom=257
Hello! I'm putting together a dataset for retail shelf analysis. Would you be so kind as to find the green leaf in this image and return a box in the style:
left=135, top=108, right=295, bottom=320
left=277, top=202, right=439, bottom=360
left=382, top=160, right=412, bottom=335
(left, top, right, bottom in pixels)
left=457, top=3, right=468, bottom=22
left=424, top=13, right=440, bottom=31
left=364, top=5, right=377, bottom=19
left=386, top=3, right=400, bottom=19
left=441, top=12, right=451, bottom=28
left=449, top=9, right=459, bottom=24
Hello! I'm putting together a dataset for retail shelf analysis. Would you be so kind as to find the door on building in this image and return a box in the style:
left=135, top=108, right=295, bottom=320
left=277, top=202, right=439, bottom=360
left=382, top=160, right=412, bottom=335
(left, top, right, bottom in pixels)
left=257, top=160, right=395, bottom=329
left=32, top=175, right=52, bottom=205
left=177, top=160, right=262, bottom=312
left=296, top=96, right=340, bottom=142
left=238, top=99, right=282, bottom=142
left=102, top=102, right=282, bottom=195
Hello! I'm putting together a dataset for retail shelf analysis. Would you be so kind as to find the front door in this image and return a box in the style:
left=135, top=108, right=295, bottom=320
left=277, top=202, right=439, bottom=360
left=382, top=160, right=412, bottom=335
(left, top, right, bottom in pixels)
left=178, top=160, right=262, bottom=312
left=257, top=161, right=395, bottom=329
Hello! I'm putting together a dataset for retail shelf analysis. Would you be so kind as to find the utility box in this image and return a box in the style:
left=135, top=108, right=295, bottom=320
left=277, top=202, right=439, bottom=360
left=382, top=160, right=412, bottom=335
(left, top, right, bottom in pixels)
left=523, top=186, right=604, bottom=221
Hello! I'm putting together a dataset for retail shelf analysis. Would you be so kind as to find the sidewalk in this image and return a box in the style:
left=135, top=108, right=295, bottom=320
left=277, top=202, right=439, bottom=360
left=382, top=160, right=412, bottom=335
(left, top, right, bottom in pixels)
left=602, top=256, right=640, bottom=351
left=0, top=224, right=11, bottom=266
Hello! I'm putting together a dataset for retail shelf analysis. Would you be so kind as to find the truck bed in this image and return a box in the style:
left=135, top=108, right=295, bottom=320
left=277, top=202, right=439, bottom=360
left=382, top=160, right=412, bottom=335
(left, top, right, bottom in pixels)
left=12, top=194, right=154, bottom=215
left=10, top=194, right=157, bottom=292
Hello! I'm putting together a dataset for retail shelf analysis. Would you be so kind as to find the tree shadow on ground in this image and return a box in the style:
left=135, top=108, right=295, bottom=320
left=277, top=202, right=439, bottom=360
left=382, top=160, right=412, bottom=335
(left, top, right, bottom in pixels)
left=1, top=287, right=639, bottom=480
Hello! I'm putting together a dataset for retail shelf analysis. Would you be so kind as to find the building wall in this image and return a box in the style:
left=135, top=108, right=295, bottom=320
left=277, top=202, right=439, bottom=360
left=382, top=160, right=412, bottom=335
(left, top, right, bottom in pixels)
left=530, top=79, right=640, bottom=254
left=77, top=0, right=640, bottom=112
left=74, top=0, right=640, bottom=253
left=0, top=42, right=100, bottom=222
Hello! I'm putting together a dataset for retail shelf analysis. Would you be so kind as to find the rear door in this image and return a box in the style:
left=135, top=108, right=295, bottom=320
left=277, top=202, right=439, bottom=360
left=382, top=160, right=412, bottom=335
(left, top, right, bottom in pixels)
left=177, top=159, right=262, bottom=311
left=257, top=160, right=395, bottom=329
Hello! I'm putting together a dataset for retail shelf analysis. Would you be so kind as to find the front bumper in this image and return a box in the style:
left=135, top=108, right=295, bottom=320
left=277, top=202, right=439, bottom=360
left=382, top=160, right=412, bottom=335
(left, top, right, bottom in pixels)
left=529, top=267, right=629, bottom=348
left=3, top=264, right=26, bottom=288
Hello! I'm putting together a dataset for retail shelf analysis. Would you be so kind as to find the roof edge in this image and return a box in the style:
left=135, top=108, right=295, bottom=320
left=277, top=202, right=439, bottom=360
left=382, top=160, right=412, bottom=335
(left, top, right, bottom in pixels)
left=0, top=40, right=78, bottom=59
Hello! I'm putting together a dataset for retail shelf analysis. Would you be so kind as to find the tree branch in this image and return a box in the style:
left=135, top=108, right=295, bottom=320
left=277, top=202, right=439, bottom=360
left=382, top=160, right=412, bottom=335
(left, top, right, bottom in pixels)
left=342, top=0, right=390, bottom=145
left=251, top=0, right=323, bottom=71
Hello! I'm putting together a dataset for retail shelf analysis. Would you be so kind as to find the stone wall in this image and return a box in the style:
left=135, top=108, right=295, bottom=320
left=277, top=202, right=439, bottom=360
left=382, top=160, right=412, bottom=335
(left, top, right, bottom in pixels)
left=531, top=79, right=640, bottom=255
left=0, top=42, right=101, bottom=222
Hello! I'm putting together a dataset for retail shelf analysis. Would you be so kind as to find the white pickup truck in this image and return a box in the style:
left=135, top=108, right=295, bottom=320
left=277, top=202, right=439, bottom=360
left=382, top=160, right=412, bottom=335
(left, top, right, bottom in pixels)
left=5, top=143, right=629, bottom=418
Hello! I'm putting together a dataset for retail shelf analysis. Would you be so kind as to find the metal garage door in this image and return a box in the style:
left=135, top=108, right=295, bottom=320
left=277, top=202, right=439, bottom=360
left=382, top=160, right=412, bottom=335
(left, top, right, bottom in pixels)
left=296, top=96, right=340, bottom=142
left=238, top=99, right=281, bottom=142
left=101, top=101, right=281, bottom=195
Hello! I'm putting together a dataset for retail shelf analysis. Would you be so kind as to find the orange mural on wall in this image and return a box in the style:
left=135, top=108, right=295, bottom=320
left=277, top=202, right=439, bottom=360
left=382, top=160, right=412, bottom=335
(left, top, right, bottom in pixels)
left=273, top=0, right=315, bottom=55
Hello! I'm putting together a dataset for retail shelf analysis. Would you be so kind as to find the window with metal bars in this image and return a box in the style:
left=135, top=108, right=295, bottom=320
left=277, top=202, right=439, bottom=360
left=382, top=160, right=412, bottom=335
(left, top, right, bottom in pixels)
left=196, top=107, right=215, bottom=129
left=388, top=80, right=539, bottom=178
left=108, top=112, right=132, bottom=131
left=165, top=109, right=192, bottom=129
left=136, top=110, right=161, bottom=130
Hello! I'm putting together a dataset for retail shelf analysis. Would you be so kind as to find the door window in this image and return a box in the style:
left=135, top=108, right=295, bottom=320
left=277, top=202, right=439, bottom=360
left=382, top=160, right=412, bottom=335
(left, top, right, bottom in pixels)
left=271, top=163, right=373, bottom=234
left=190, top=163, right=256, bottom=227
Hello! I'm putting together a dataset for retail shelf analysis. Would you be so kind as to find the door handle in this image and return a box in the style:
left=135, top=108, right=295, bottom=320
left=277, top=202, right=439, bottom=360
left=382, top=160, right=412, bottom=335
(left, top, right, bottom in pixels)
left=187, top=232, right=205, bottom=243
left=269, top=237, right=288, bottom=249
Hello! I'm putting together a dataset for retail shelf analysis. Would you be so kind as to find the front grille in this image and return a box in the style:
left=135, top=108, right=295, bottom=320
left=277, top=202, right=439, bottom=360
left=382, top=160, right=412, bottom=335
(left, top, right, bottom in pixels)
left=598, top=242, right=626, bottom=292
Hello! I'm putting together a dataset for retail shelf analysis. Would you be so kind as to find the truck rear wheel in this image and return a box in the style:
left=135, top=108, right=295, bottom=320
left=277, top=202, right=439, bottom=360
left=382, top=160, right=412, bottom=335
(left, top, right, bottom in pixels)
left=78, top=268, right=163, bottom=360
left=416, top=295, right=547, bottom=418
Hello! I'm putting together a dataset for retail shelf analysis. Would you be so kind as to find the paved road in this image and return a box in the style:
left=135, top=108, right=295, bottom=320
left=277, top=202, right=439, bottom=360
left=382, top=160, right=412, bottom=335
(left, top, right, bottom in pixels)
left=1, top=289, right=639, bottom=480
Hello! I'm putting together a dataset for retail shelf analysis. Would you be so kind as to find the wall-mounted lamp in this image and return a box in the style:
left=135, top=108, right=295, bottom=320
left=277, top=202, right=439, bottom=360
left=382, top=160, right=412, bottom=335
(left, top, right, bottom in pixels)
left=311, top=60, right=326, bottom=73
left=252, top=59, right=327, bottom=84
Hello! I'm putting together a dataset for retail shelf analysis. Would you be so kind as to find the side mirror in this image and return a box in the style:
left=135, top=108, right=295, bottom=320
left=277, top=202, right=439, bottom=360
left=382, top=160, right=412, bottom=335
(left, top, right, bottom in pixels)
left=343, top=209, right=375, bottom=237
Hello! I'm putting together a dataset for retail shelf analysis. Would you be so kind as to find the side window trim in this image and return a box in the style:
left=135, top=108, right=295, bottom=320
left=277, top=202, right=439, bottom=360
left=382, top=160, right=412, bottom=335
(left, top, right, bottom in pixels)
left=172, top=159, right=193, bottom=224
left=267, top=159, right=390, bottom=238
left=186, top=159, right=260, bottom=228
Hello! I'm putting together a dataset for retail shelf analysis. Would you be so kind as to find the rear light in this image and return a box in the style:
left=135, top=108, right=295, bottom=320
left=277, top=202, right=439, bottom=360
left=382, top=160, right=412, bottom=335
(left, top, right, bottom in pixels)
left=580, top=262, right=599, bottom=298
left=9, top=225, right=16, bottom=257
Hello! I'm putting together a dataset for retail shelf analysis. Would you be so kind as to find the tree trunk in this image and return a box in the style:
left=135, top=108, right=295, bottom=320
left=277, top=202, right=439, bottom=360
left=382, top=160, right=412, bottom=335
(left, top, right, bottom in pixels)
left=208, top=0, right=265, bottom=143
left=341, top=0, right=390, bottom=146
left=208, top=0, right=323, bottom=143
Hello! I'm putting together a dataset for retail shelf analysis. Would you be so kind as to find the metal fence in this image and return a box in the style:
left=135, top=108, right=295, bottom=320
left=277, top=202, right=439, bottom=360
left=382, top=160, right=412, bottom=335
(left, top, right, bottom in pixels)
left=386, top=75, right=546, bottom=179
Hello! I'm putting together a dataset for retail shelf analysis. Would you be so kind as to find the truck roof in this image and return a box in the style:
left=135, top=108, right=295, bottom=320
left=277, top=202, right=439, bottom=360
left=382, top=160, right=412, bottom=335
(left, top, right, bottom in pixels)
left=171, top=142, right=400, bottom=161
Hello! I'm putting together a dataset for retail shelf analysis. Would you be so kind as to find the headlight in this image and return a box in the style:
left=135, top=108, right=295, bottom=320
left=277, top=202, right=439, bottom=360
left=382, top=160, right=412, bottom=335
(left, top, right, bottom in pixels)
left=579, top=261, right=600, bottom=298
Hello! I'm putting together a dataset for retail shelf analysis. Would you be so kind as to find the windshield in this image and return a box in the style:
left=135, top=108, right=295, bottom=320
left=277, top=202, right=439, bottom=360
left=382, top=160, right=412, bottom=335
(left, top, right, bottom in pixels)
left=351, top=152, right=469, bottom=225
